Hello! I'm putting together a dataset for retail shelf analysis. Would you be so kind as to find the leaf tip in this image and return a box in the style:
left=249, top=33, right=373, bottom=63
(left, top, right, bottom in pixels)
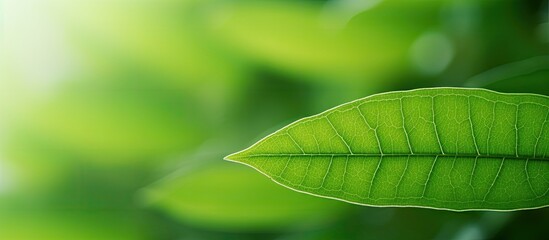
left=223, top=151, right=242, bottom=162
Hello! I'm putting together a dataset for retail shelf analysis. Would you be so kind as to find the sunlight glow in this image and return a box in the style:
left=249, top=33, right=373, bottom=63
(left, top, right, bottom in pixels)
left=2, top=0, right=77, bottom=94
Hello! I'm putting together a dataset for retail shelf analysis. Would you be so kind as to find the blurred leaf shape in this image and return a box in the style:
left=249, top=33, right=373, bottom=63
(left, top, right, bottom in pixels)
left=143, top=162, right=352, bottom=231
left=465, top=56, right=549, bottom=95
left=43, top=0, right=247, bottom=116
left=8, top=78, right=205, bottom=164
left=204, top=0, right=445, bottom=83
left=227, top=88, right=549, bottom=211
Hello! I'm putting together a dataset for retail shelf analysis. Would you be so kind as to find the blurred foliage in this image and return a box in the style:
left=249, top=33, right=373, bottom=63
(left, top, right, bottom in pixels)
left=1, top=0, right=548, bottom=239
left=464, top=56, right=549, bottom=95
left=143, top=160, right=353, bottom=231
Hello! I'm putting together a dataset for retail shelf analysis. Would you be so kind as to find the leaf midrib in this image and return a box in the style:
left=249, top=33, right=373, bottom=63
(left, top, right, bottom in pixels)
left=236, top=153, right=549, bottom=161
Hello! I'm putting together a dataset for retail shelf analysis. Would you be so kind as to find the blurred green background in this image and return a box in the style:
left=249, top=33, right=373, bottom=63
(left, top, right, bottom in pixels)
left=1, top=0, right=548, bottom=239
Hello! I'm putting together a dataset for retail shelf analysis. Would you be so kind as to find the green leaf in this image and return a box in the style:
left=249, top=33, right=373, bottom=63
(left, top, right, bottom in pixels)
left=204, top=0, right=444, bottom=82
left=226, top=88, right=549, bottom=211
left=143, top=162, right=352, bottom=231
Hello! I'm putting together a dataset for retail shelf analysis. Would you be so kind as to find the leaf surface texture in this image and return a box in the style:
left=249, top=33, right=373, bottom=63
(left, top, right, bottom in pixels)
left=226, top=88, right=549, bottom=211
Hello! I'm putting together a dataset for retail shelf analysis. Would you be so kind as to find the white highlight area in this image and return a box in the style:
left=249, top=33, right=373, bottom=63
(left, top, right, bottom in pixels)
left=410, top=31, right=454, bottom=76
left=2, top=0, right=77, bottom=94
left=0, top=156, right=14, bottom=194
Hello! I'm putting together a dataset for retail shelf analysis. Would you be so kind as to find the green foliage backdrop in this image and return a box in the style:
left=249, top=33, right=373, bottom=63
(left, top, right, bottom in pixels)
left=1, top=0, right=548, bottom=239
